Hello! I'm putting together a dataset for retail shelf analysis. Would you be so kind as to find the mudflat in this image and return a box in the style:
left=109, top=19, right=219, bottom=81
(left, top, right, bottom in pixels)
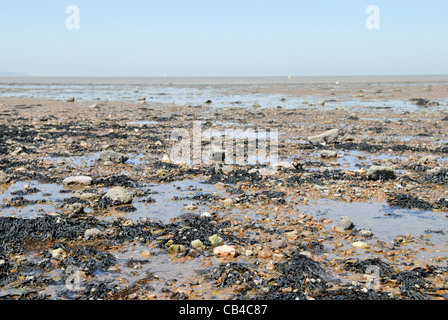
left=0, top=76, right=448, bottom=300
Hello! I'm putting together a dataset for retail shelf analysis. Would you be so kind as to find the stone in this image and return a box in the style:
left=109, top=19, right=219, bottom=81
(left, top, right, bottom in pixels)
left=336, top=216, right=354, bottom=230
left=352, top=241, right=370, bottom=249
left=62, top=176, right=92, bottom=186
left=66, top=96, right=75, bottom=102
left=208, top=234, right=224, bottom=247
left=209, top=147, right=225, bottom=162
left=320, top=150, right=338, bottom=158
left=258, top=248, right=273, bottom=259
left=222, top=198, right=234, bottom=206
left=191, top=239, right=205, bottom=249
left=104, top=186, right=133, bottom=205
left=50, top=248, right=67, bottom=260
left=358, top=229, right=373, bottom=237
left=0, top=171, right=11, bottom=184
left=168, top=244, right=186, bottom=254
left=418, top=155, right=437, bottom=165
left=160, top=154, right=171, bottom=163
left=84, top=228, right=102, bottom=240
left=98, top=151, right=129, bottom=164
left=285, top=230, right=299, bottom=241
left=89, top=103, right=100, bottom=109
left=213, top=245, right=237, bottom=257
left=272, top=161, right=295, bottom=170
left=366, top=165, right=395, bottom=180
left=308, top=128, right=339, bottom=144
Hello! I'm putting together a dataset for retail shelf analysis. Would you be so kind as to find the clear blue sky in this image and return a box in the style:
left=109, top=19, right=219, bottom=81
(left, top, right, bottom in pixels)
left=1, top=0, right=447, bottom=77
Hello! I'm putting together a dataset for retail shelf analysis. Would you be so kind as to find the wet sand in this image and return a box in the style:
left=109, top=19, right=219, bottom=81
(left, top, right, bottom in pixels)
left=0, top=78, right=448, bottom=300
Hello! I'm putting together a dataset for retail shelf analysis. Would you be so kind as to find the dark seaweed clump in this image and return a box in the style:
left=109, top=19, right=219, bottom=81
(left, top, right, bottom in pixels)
left=0, top=216, right=102, bottom=258
left=93, top=174, right=138, bottom=188
left=198, top=262, right=262, bottom=289
left=386, top=193, right=433, bottom=211
left=256, top=252, right=327, bottom=300
left=342, top=258, right=395, bottom=277
left=386, top=268, right=431, bottom=300
left=205, top=168, right=262, bottom=185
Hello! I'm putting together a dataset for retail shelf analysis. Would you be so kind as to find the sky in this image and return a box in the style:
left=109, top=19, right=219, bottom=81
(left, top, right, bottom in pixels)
left=0, top=0, right=447, bottom=77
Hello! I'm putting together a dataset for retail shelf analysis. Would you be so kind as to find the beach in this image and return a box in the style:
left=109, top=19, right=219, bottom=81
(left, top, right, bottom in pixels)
left=0, top=76, right=448, bottom=300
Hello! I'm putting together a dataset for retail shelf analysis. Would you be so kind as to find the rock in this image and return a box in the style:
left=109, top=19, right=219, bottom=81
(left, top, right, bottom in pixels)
left=63, top=203, right=84, bottom=215
left=222, top=198, right=235, bottom=206
left=141, top=250, right=151, bottom=258
left=258, top=248, right=273, bottom=259
left=98, top=151, right=129, bottom=164
left=200, top=212, right=212, bottom=218
left=137, top=96, right=146, bottom=104
left=73, top=192, right=98, bottom=200
left=213, top=245, right=237, bottom=257
left=272, top=161, right=295, bottom=170
left=168, top=244, right=186, bottom=254
left=418, top=155, right=437, bottom=165
left=191, top=239, right=205, bottom=249
left=104, top=186, right=133, bottom=205
left=336, top=216, right=354, bottom=231
left=50, top=248, right=67, bottom=260
left=320, top=150, right=338, bottom=158
left=209, top=147, right=225, bottom=162
left=308, top=128, right=339, bottom=144
left=84, top=228, right=102, bottom=240
left=366, top=165, right=395, bottom=180
left=0, top=171, right=11, bottom=184
left=271, top=239, right=287, bottom=249
left=208, top=234, right=224, bottom=247
left=352, top=241, right=370, bottom=249
left=62, top=176, right=92, bottom=186
left=358, top=229, right=373, bottom=237
left=66, top=96, right=75, bottom=102
left=89, top=103, right=100, bottom=109
left=160, top=154, right=171, bottom=163
left=220, top=165, right=233, bottom=175
left=38, top=114, right=52, bottom=121
left=285, top=230, right=299, bottom=241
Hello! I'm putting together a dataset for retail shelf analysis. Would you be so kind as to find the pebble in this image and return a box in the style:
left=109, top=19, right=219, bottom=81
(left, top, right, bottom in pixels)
left=97, top=151, right=129, bottom=164
left=191, top=239, right=205, bottom=249
left=0, top=171, right=11, bottom=184
left=84, top=228, right=103, bottom=240
left=320, top=150, right=338, bottom=158
left=352, top=241, right=370, bottom=249
left=213, top=245, right=237, bottom=257
left=104, top=186, right=133, bottom=205
left=336, top=216, right=354, bottom=231
left=307, top=128, right=339, bottom=144
left=62, top=176, right=92, bottom=186
left=223, top=198, right=235, bottom=206
left=168, top=244, right=186, bottom=254
left=366, top=165, right=395, bottom=180
left=66, top=96, right=75, bottom=102
left=208, top=234, right=224, bottom=247
left=50, top=248, right=67, bottom=260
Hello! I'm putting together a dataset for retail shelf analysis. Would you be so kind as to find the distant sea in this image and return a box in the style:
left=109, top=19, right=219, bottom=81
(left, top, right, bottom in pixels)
left=0, top=75, right=447, bottom=85
left=0, top=75, right=447, bottom=111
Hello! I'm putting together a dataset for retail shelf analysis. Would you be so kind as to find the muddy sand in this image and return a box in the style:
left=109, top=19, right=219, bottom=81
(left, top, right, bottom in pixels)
left=0, top=77, right=448, bottom=300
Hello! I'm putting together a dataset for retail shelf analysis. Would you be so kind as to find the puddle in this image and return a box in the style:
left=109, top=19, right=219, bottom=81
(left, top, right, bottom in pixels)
left=306, top=199, right=447, bottom=240
left=43, top=152, right=146, bottom=167
left=104, top=179, right=226, bottom=223
left=0, top=180, right=72, bottom=218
